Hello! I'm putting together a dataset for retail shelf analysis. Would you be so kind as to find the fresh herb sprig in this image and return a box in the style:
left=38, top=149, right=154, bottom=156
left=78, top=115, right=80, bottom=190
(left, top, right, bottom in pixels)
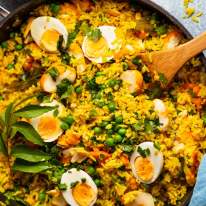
left=0, top=96, right=56, bottom=174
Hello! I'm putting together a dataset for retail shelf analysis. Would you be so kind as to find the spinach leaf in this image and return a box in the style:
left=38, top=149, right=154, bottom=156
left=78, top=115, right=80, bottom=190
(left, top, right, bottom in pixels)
left=11, top=145, right=51, bottom=162
left=13, top=160, right=51, bottom=173
left=0, top=134, right=7, bottom=155
left=12, top=121, right=44, bottom=146
left=14, top=105, right=56, bottom=118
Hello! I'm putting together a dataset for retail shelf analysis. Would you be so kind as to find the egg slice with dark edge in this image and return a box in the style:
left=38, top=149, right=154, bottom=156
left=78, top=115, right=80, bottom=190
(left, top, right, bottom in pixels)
left=61, top=168, right=98, bottom=206
left=40, top=66, right=76, bottom=93
left=30, top=16, right=68, bottom=52
left=130, top=141, right=163, bottom=184
left=82, top=26, right=122, bottom=63
left=31, top=100, right=64, bottom=142
left=126, top=191, right=154, bottom=206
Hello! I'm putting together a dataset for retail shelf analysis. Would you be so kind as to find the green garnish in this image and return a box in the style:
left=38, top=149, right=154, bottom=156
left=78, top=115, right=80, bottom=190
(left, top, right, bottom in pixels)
left=87, top=28, right=102, bottom=42
left=70, top=181, right=79, bottom=188
left=137, top=146, right=151, bottom=158
left=159, top=73, right=168, bottom=85
left=58, top=183, right=67, bottom=190
left=48, top=67, right=59, bottom=81
left=154, top=142, right=161, bottom=150
left=49, top=3, right=60, bottom=15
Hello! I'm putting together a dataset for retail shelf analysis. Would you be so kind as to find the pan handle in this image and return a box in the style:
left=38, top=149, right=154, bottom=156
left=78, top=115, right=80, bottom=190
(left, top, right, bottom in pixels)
left=0, top=0, right=28, bottom=19
left=0, top=5, right=9, bottom=18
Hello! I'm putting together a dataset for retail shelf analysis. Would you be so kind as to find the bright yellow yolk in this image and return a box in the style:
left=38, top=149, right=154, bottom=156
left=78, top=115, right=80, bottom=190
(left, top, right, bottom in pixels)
left=72, top=183, right=95, bottom=206
left=41, top=29, right=60, bottom=52
left=135, top=157, right=154, bottom=182
left=37, top=116, right=60, bottom=140
left=85, top=37, right=110, bottom=59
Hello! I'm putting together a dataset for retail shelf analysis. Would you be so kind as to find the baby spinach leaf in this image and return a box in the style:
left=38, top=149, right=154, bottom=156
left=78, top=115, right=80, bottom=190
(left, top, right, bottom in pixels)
left=11, top=145, right=51, bottom=162
left=14, top=105, right=56, bottom=118
left=13, top=160, right=51, bottom=173
left=0, top=134, right=7, bottom=155
left=12, top=121, right=44, bottom=146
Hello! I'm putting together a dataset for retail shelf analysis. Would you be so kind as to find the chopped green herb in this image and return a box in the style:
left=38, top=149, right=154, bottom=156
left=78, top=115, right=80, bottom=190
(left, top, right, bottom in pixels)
left=155, top=25, right=168, bottom=36
left=39, top=191, right=46, bottom=202
left=7, top=63, right=14, bottom=70
left=159, top=73, right=168, bottom=85
left=50, top=3, right=60, bottom=15
left=1, top=41, right=8, bottom=49
left=154, top=142, right=161, bottom=150
left=58, top=183, right=67, bottom=190
left=87, top=28, right=102, bottom=42
left=132, top=56, right=141, bottom=65
left=75, top=86, right=83, bottom=94
left=81, top=178, right=86, bottom=183
left=70, top=181, right=79, bottom=188
left=15, top=44, right=23, bottom=51
left=137, top=146, right=150, bottom=158
left=48, top=67, right=59, bottom=80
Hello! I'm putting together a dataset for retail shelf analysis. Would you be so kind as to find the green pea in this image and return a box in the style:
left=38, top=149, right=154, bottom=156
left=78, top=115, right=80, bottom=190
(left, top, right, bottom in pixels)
left=60, top=122, right=69, bottom=130
left=7, top=63, right=14, bottom=70
left=108, top=102, right=116, bottom=112
left=94, top=178, right=102, bottom=187
left=75, top=86, right=82, bottom=94
left=15, top=44, right=23, bottom=50
left=100, top=121, right=109, bottom=128
left=1, top=41, right=8, bottom=49
left=118, top=128, right=126, bottom=136
left=87, top=166, right=96, bottom=175
left=105, top=138, right=115, bottom=147
left=39, top=191, right=46, bottom=202
left=64, top=115, right=74, bottom=125
left=115, top=115, right=123, bottom=124
left=94, top=127, right=102, bottom=134
left=114, top=134, right=123, bottom=143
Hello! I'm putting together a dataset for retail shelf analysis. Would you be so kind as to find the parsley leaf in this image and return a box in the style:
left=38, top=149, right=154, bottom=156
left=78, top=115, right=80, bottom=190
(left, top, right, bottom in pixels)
left=87, top=28, right=102, bottom=42
left=159, top=73, right=168, bottom=85
left=137, top=146, right=151, bottom=158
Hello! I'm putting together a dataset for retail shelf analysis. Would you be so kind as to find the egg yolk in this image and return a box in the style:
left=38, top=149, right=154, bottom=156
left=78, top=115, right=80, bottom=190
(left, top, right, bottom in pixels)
left=134, top=157, right=154, bottom=182
left=72, top=183, right=95, bottom=206
left=41, top=29, right=60, bottom=52
left=85, top=37, right=111, bottom=59
left=37, top=116, right=60, bottom=140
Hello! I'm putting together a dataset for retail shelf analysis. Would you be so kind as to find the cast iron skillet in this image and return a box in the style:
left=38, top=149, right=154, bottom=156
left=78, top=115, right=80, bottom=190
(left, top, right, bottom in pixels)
left=0, top=0, right=197, bottom=205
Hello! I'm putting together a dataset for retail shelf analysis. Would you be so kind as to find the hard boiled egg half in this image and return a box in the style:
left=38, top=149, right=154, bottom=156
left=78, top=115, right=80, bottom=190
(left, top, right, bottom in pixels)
left=30, top=16, right=68, bottom=52
left=40, top=66, right=76, bottom=93
left=61, top=168, right=98, bottom=206
left=153, top=99, right=169, bottom=130
left=126, top=191, right=154, bottom=206
left=120, top=70, right=143, bottom=93
left=31, top=100, right=64, bottom=142
left=130, top=141, right=163, bottom=184
left=82, top=26, right=122, bottom=63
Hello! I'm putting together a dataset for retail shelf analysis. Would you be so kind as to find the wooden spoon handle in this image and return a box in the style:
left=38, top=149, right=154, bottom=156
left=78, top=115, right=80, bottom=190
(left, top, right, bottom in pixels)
left=179, top=31, right=206, bottom=61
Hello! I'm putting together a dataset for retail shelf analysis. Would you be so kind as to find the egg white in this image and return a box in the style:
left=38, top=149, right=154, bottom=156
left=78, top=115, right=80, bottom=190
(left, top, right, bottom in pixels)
left=153, top=99, right=169, bottom=129
left=61, top=168, right=98, bottom=206
left=31, top=100, right=64, bottom=142
left=30, top=16, right=68, bottom=52
left=129, top=192, right=154, bottom=206
left=82, top=26, right=122, bottom=63
left=130, top=141, right=163, bottom=184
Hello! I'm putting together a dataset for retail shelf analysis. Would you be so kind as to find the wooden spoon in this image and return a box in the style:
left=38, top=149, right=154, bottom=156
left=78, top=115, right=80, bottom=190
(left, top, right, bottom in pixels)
left=140, top=31, right=206, bottom=82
